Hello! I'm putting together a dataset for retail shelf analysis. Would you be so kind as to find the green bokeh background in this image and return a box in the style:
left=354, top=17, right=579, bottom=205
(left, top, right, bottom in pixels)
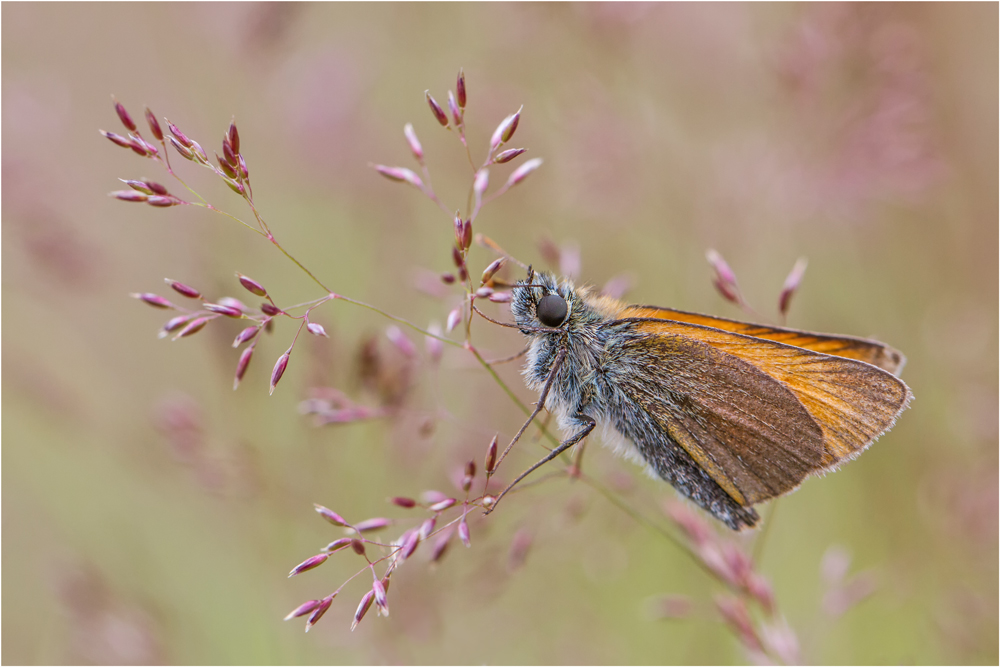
left=3, top=3, right=996, bottom=664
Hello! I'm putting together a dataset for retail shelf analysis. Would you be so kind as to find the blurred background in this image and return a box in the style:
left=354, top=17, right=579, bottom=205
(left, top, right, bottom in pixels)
left=3, top=3, right=996, bottom=664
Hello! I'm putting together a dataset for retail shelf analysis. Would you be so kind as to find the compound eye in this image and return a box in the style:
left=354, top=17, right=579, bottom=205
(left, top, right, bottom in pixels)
left=536, top=294, right=568, bottom=327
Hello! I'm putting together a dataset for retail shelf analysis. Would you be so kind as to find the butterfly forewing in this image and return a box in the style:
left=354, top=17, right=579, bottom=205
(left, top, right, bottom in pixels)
left=622, top=306, right=906, bottom=375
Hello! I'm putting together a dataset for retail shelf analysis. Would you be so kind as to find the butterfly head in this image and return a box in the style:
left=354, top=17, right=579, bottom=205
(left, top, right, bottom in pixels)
left=510, top=270, right=595, bottom=337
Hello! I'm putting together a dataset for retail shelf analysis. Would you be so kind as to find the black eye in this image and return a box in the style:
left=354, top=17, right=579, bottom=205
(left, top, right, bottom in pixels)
left=536, top=294, right=568, bottom=327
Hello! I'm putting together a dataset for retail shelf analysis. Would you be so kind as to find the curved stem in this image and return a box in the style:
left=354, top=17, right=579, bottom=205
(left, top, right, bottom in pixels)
left=280, top=296, right=333, bottom=312
left=194, top=203, right=266, bottom=235
left=265, top=233, right=331, bottom=293
left=462, top=134, right=476, bottom=172
left=416, top=166, right=454, bottom=216
left=482, top=181, right=512, bottom=206
left=159, top=156, right=212, bottom=208
left=332, top=294, right=460, bottom=346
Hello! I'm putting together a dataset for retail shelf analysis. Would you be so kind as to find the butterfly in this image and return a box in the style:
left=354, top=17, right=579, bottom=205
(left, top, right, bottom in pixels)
left=487, top=269, right=911, bottom=530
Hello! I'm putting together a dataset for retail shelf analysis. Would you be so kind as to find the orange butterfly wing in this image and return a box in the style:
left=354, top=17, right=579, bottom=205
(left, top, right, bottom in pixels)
left=622, top=306, right=906, bottom=375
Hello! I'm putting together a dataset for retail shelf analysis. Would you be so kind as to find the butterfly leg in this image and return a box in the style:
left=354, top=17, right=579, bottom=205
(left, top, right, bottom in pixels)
left=485, top=345, right=530, bottom=365
left=491, top=347, right=567, bottom=474
left=486, top=413, right=596, bottom=514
